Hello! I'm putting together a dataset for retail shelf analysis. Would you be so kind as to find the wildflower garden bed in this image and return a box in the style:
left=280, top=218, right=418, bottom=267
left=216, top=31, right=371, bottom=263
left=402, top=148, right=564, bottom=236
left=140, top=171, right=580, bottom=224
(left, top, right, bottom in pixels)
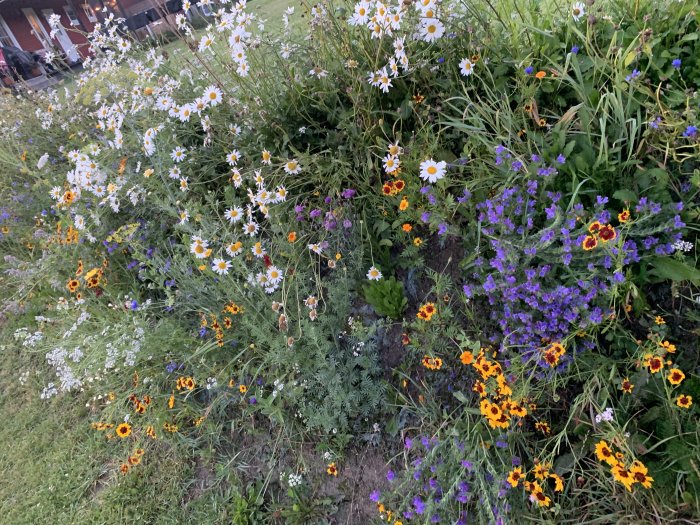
left=0, top=0, right=699, bottom=523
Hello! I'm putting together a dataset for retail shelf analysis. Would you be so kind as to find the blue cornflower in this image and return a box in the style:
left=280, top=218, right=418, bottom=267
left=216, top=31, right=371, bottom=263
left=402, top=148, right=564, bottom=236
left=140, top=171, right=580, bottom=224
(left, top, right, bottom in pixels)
left=672, top=58, right=681, bottom=69
left=524, top=66, right=534, bottom=75
left=625, top=69, right=641, bottom=82
left=413, top=496, right=426, bottom=515
left=682, top=125, right=697, bottom=138
left=571, top=45, right=579, bottom=54
left=130, top=300, right=138, bottom=310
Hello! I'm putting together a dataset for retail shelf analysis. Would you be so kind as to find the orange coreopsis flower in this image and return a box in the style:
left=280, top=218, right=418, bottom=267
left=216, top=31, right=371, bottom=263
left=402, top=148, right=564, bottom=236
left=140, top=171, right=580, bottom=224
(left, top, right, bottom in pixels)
left=598, top=224, right=617, bottom=242
left=667, top=368, right=685, bottom=386
left=550, top=473, right=564, bottom=492
left=618, top=209, right=631, bottom=223
left=506, top=467, right=523, bottom=487
left=659, top=340, right=676, bottom=353
left=620, top=377, right=634, bottom=394
left=535, top=70, right=546, bottom=79
left=630, top=460, right=653, bottom=489
left=676, top=394, right=692, bottom=409
left=533, top=463, right=550, bottom=480
left=529, top=482, right=551, bottom=507
left=643, top=354, right=664, bottom=374
left=115, top=423, right=132, bottom=438
left=402, top=223, right=412, bottom=232
left=287, top=231, right=297, bottom=242
left=611, top=464, right=635, bottom=492
left=595, top=440, right=617, bottom=466
left=399, top=197, right=409, bottom=211
left=588, top=221, right=602, bottom=234
left=582, top=235, right=598, bottom=251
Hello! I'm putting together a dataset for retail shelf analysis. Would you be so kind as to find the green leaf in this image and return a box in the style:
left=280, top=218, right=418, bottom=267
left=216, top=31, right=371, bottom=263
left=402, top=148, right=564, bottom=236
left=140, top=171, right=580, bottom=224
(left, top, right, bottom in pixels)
left=612, top=189, right=637, bottom=203
left=648, top=257, right=700, bottom=284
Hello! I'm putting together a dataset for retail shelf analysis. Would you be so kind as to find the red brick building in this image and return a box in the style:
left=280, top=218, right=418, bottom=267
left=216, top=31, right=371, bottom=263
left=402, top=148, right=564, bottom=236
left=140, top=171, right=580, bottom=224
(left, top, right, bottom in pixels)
left=0, top=0, right=183, bottom=64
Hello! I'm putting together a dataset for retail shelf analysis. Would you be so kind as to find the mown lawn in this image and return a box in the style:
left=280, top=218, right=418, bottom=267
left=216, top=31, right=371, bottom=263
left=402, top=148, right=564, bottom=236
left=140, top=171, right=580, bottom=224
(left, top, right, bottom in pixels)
left=0, top=332, right=232, bottom=525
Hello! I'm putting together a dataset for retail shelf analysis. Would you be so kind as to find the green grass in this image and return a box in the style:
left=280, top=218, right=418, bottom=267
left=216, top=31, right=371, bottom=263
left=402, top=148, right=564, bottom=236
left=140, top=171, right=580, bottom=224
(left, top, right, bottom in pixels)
left=0, top=332, right=230, bottom=525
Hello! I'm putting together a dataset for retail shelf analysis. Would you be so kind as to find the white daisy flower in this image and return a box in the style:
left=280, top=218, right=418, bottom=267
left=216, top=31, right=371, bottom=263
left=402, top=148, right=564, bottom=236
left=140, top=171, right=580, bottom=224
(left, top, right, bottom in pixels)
left=190, top=239, right=210, bottom=259
left=304, top=295, right=318, bottom=308
left=226, top=150, right=241, bottom=166
left=198, top=34, right=215, bottom=52
left=266, top=266, right=283, bottom=285
left=178, top=103, right=194, bottom=122
left=309, top=66, right=328, bottom=79
left=275, top=186, right=288, bottom=202
left=171, top=146, right=187, bottom=163
left=419, top=158, right=447, bottom=183
left=383, top=154, right=400, bottom=174
left=225, top=206, right=243, bottom=224
left=367, top=266, right=382, bottom=281
left=571, top=2, right=585, bottom=21
left=459, top=58, right=474, bottom=77
left=251, top=241, right=266, bottom=258
left=284, top=159, right=301, bottom=174
left=212, top=258, right=231, bottom=275
left=203, top=85, right=223, bottom=106
left=243, top=221, right=259, bottom=236
left=419, top=18, right=444, bottom=42
left=226, top=241, right=243, bottom=257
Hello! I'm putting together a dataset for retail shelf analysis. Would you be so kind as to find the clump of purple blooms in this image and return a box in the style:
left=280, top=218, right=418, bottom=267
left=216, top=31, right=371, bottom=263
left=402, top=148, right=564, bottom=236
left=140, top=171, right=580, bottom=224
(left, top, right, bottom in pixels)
left=461, top=146, right=686, bottom=363
left=370, top=435, right=511, bottom=523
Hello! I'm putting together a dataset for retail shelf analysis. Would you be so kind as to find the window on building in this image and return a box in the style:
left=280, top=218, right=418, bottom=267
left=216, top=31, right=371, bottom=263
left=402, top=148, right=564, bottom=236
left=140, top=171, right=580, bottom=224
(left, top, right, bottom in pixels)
left=64, top=5, right=81, bottom=26
left=82, top=3, right=98, bottom=23
left=0, top=16, right=18, bottom=48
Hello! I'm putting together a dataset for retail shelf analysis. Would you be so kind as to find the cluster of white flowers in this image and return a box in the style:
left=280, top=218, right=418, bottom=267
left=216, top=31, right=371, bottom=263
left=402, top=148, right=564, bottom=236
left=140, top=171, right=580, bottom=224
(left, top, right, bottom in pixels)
left=45, top=346, right=83, bottom=392
left=672, top=239, right=693, bottom=253
left=23, top=330, right=44, bottom=348
left=272, top=378, right=285, bottom=398
left=40, top=383, right=58, bottom=400
left=62, top=310, right=91, bottom=340
left=286, top=472, right=303, bottom=487
left=594, top=407, right=614, bottom=424
left=352, top=340, right=366, bottom=358
left=104, top=325, right=145, bottom=369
